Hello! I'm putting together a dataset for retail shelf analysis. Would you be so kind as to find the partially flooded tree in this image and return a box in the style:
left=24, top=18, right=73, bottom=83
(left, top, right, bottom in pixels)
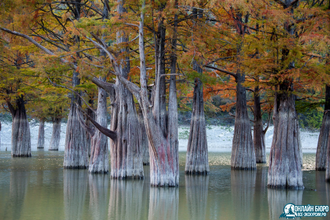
left=37, top=120, right=45, bottom=149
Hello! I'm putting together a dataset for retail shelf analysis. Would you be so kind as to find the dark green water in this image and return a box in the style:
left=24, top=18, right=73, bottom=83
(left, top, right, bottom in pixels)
left=0, top=151, right=329, bottom=220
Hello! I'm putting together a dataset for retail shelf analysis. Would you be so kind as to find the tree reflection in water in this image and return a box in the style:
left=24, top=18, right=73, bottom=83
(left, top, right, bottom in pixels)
left=231, top=170, right=256, bottom=220
left=63, top=170, right=88, bottom=220
left=148, top=187, right=179, bottom=220
left=89, top=174, right=109, bottom=220
left=185, top=175, right=209, bottom=220
left=108, top=179, right=146, bottom=220
left=267, top=189, right=303, bottom=220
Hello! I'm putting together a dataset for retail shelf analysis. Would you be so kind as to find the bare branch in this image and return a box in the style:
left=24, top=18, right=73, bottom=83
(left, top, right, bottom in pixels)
left=204, top=65, right=237, bottom=79
left=76, top=107, right=95, bottom=137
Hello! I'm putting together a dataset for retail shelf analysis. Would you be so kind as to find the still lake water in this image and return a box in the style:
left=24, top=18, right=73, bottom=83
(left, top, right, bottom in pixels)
left=0, top=151, right=329, bottom=220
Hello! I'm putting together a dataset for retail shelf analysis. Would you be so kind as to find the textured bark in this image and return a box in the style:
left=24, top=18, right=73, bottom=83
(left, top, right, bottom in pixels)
left=253, top=87, right=266, bottom=163
left=8, top=96, right=31, bottom=157
left=142, top=4, right=179, bottom=186
left=185, top=175, right=209, bottom=220
left=231, top=170, right=256, bottom=220
left=86, top=98, right=95, bottom=157
left=138, top=109, right=149, bottom=165
left=316, top=85, right=330, bottom=171
left=103, top=1, right=144, bottom=179
left=63, top=170, right=88, bottom=220
left=37, top=120, right=45, bottom=149
left=268, top=86, right=304, bottom=189
left=185, top=77, right=209, bottom=174
left=88, top=174, right=109, bottom=220
left=148, top=187, right=178, bottom=220
left=108, top=180, right=145, bottom=220
left=63, top=71, right=89, bottom=169
left=49, top=117, right=61, bottom=151
left=231, top=72, right=256, bottom=169
left=89, top=79, right=109, bottom=173
left=267, top=189, right=303, bottom=220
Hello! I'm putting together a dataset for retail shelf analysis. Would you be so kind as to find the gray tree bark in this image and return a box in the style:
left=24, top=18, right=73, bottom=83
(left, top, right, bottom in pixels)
left=316, top=85, right=330, bottom=171
left=327, top=138, right=330, bottom=182
left=37, top=120, right=45, bottom=149
left=138, top=109, right=149, bottom=165
left=89, top=78, right=109, bottom=173
left=267, top=85, right=303, bottom=189
left=63, top=71, right=89, bottom=168
left=7, top=96, right=31, bottom=157
left=253, top=86, right=266, bottom=163
left=185, top=77, right=209, bottom=174
left=231, top=72, right=256, bottom=169
left=49, top=117, right=61, bottom=151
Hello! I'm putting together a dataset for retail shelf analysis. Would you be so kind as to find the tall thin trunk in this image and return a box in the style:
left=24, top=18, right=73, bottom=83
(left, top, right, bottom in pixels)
left=63, top=71, right=88, bottom=168
left=253, top=86, right=266, bottom=163
left=7, top=96, right=31, bottom=157
left=89, top=79, right=109, bottom=173
left=49, top=117, right=61, bottom=151
left=138, top=109, right=149, bottom=165
left=268, top=85, right=303, bottom=189
left=37, top=120, right=45, bottom=149
left=231, top=72, right=256, bottom=169
left=86, top=98, right=95, bottom=157
left=185, top=77, right=209, bottom=174
left=0, top=121, right=1, bottom=151
left=327, top=137, right=330, bottom=181
left=316, top=85, right=330, bottom=170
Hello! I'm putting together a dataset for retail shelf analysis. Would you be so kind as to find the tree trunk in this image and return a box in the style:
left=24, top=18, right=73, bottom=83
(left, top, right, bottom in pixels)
left=253, top=87, right=266, bottom=163
left=268, top=86, right=304, bottom=189
left=185, top=175, right=209, bottom=220
left=89, top=80, right=109, bottom=173
left=316, top=85, right=330, bottom=171
left=138, top=109, right=149, bottom=165
left=63, top=71, right=89, bottom=168
left=185, top=77, right=209, bottom=174
left=49, top=117, right=61, bottom=151
left=0, top=121, right=1, bottom=151
left=231, top=72, right=256, bottom=169
left=37, top=120, right=45, bottom=149
left=8, top=96, right=31, bottom=157
left=86, top=98, right=95, bottom=157
left=327, top=138, right=330, bottom=182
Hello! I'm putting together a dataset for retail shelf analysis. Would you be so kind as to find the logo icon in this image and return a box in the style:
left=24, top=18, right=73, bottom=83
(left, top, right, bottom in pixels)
left=280, top=203, right=296, bottom=219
